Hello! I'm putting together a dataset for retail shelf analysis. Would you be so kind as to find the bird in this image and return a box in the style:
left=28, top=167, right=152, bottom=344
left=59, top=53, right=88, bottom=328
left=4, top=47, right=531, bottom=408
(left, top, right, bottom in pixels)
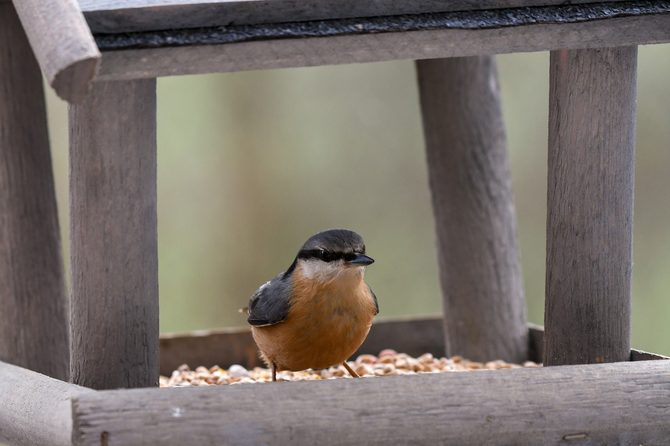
left=247, top=229, right=378, bottom=381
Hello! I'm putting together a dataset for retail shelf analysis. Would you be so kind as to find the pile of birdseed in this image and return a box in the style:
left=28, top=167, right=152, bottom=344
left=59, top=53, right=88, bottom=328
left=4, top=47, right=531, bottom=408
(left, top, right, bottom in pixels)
left=160, top=349, right=541, bottom=387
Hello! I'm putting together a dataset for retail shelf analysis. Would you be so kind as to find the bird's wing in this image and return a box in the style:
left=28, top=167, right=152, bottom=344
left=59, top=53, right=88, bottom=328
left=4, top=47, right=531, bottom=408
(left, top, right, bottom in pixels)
left=368, top=284, right=379, bottom=315
left=247, top=274, right=292, bottom=327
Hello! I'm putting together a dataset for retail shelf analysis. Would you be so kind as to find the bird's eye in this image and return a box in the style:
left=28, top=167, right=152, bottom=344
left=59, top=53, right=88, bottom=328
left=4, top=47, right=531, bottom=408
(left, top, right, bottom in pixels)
left=321, top=251, right=333, bottom=262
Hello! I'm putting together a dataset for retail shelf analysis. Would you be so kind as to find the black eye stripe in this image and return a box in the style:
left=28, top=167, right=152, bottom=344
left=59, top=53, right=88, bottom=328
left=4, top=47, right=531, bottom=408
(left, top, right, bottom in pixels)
left=297, top=249, right=361, bottom=262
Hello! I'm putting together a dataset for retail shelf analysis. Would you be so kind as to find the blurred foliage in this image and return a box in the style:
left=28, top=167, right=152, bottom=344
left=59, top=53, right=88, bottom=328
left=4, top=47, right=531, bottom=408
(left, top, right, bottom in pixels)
left=45, top=45, right=670, bottom=355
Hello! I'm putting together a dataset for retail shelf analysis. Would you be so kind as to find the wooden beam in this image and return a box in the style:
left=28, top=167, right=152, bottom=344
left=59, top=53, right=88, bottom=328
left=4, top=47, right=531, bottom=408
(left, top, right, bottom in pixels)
left=79, top=0, right=630, bottom=33
left=353, top=316, right=447, bottom=360
left=161, top=327, right=261, bottom=374
left=631, top=349, right=670, bottom=361
left=95, top=7, right=670, bottom=80
left=160, top=317, right=447, bottom=374
left=69, top=80, right=158, bottom=389
left=1, top=338, right=663, bottom=446
left=11, top=0, right=100, bottom=103
left=159, top=318, right=662, bottom=373
left=0, top=361, right=92, bottom=446
left=417, top=56, right=527, bottom=363
left=545, top=47, right=637, bottom=366
left=73, top=359, right=670, bottom=445
left=95, top=1, right=669, bottom=51
left=530, top=325, right=669, bottom=362
left=0, top=3, right=70, bottom=381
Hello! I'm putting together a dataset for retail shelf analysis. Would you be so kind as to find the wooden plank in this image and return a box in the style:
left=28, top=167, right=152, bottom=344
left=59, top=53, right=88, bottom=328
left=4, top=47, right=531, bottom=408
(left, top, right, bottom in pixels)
left=417, top=56, right=527, bottom=363
left=160, top=317, right=446, bottom=374
left=159, top=318, right=665, bottom=373
left=95, top=8, right=670, bottom=80
left=94, top=2, right=669, bottom=51
left=73, top=359, right=670, bottom=446
left=160, top=327, right=261, bottom=374
left=0, top=3, right=70, bottom=381
left=79, top=0, right=630, bottom=33
left=353, top=316, right=446, bottom=359
left=0, top=360, right=92, bottom=446
left=529, top=325, right=668, bottom=363
left=11, top=0, right=100, bottom=103
left=631, top=349, right=670, bottom=361
left=69, top=79, right=158, bottom=390
left=545, top=47, right=637, bottom=366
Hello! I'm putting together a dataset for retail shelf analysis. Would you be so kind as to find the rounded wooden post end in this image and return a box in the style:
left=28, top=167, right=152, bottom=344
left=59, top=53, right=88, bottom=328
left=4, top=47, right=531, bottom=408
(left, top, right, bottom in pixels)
left=12, top=0, right=101, bottom=104
left=52, top=56, right=100, bottom=103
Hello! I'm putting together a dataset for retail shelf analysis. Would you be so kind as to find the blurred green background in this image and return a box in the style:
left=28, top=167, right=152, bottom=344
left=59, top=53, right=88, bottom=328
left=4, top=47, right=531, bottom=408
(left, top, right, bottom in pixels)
left=45, top=45, right=670, bottom=355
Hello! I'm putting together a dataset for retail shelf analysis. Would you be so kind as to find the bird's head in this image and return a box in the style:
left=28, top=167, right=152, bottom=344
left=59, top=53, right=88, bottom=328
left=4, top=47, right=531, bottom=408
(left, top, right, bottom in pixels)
left=287, top=229, right=374, bottom=282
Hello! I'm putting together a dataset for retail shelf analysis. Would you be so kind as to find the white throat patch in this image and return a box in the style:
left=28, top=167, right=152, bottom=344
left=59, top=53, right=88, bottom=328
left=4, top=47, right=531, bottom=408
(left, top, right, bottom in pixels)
left=298, top=259, right=364, bottom=282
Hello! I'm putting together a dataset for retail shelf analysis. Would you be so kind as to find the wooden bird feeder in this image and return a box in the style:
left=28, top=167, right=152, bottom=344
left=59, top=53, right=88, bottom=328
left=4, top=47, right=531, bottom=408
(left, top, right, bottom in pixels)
left=1, top=0, right=670, bottom=444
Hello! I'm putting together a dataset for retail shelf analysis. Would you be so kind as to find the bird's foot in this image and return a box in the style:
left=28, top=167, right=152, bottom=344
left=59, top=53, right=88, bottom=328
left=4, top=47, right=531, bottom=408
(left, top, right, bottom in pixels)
left=342, top=361, right=359, bottom=378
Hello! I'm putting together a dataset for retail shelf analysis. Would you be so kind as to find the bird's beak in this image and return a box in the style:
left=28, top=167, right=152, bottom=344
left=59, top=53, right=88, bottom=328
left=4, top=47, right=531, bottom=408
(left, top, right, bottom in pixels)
left=348, top=254, right=374, bottom=266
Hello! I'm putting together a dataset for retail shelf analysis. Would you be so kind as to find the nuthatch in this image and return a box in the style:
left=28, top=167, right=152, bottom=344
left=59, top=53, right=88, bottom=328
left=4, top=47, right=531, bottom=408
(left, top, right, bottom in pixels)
left=247, top=229, right=378, bottom=381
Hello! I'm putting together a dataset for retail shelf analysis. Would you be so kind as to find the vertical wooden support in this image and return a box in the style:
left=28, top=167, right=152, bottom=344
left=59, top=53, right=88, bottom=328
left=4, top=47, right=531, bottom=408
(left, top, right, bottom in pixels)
left=545, top=47, right=637, bottom=366
left=69, top=79, right=158, bottom=389
left=0, top=3, right=69, bottom=380
left=416, top=56, right=528, bottom=363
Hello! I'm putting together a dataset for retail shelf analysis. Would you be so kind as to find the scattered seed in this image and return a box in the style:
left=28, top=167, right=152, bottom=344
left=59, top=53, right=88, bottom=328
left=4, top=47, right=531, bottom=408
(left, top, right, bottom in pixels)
left=356, top=354, right=378, bottom=364
left=161, top=351, right=541, bottom=387
left=378, top=349, right=397, bottom=358
left=228, top=364, right=250, bottom=378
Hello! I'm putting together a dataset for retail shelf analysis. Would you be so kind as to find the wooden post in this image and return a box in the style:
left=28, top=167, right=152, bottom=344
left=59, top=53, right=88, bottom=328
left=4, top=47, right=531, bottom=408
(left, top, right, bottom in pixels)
left=11, top=0, right=100, bottom=103
left=416, top=56, right=527, bottom=363
left=0, top=3, right=69, bottom=380
left=545, top=47, right=637, bottom=366
left=69, top=79, right=158, bottom=389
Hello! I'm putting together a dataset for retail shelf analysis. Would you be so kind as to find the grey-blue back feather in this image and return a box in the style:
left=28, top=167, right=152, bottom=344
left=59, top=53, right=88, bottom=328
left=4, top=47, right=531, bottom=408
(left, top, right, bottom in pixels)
left=247, top=273, right=292, bottom=326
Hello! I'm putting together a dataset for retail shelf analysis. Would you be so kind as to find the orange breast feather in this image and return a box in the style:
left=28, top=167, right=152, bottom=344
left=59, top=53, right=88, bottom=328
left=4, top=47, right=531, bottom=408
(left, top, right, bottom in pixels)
left=251, top=267, right=376, bottom=371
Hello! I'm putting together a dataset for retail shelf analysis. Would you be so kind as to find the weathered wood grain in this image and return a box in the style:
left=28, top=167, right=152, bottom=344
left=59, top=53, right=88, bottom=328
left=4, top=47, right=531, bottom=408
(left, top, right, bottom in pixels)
left=96, top=11, right=670, bottom=80
left=79, top=0, right=630, bottom=33
left=0, top=3, right=70, bottom=381
left=0, top=361, right=92, bottom=446
left=11, top=0, right=100, bottom=103
left=545, top=47, right=637, bottom=366
left=73, top=359, right=670, bottom=446
left=160, top=317, right=447, bottom=374
left=69, top=79, right=158, bottom=390
left=417, top=57, right=527, bottom=363
left=1, top=339, right=664, bottom=446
